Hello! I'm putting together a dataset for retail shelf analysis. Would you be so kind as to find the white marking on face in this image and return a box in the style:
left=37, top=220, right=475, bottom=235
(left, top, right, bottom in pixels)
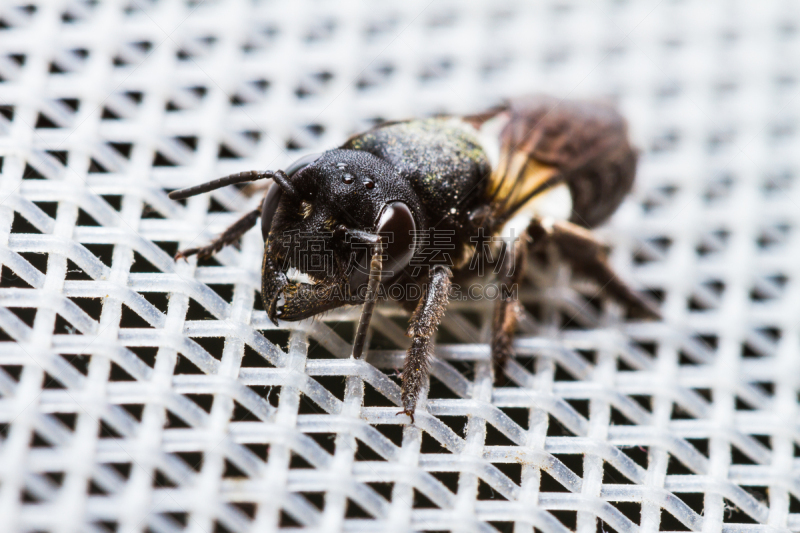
left=286, top=267, right=314, bottom=285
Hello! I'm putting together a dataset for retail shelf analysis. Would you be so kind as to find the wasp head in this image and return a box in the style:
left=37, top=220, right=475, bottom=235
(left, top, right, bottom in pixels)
left=261, top=149, right=419, bottom=324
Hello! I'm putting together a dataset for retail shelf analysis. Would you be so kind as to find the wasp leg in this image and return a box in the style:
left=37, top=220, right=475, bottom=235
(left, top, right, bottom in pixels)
left=399, top=266, right=452, bottom=423
left=528, top=218, right=661, bottom=319
left=352, top=241, right=384, bottom=360
left=491, top=235, right=529, bottom=382
left=175, top=208, right=260, bottom=261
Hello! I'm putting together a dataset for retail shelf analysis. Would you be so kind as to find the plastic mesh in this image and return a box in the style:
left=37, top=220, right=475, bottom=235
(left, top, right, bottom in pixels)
left=1, top=1, right=799, bottom=532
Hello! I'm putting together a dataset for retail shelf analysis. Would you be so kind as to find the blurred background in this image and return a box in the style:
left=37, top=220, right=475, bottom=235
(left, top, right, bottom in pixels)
left=0, top=1, right=799, bottom=532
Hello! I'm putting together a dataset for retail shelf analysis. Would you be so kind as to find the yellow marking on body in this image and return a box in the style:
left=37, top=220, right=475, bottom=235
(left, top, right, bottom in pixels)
left=300, top=200, right=313, bottom=218
left=487, top=152, right=557, bottom=209
left=323, top=216, right=337, bottom=231
left=473, top=113, right=560, bottom=212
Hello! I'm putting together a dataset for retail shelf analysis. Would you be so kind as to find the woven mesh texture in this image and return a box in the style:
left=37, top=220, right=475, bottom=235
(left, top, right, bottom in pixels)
left=1, top=1, right=799, bottom=532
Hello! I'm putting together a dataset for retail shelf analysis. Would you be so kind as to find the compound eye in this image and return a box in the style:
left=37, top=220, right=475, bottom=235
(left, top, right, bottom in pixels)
left=260, top=183, right=283, bottom=239
left=285, top=152, right=321, bottom=177
left=375, top=202, right=416, bottom=279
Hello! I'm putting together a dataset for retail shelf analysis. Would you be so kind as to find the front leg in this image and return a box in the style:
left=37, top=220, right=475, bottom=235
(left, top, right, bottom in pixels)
left=175, top=208, right=260, bottom=261
left=400, top=266, right=452, bottom=423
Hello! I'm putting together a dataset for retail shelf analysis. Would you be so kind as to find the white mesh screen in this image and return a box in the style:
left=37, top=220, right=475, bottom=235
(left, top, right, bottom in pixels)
left=0, top=1, right=799, bottom=532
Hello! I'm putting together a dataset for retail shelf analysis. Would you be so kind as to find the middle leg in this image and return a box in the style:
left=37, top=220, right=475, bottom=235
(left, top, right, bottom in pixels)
left=491, top=234, right=529, bottom=380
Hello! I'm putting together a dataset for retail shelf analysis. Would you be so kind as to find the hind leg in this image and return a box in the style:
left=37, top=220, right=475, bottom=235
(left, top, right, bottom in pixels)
left=528, top=218, right=661, bottom=319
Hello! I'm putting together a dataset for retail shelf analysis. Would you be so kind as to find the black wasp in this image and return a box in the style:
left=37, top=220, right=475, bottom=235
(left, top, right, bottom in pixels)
left=169, top=95, right=660, bottom=422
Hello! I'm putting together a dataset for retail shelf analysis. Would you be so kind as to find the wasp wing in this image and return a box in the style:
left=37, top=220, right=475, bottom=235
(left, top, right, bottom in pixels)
left=470, top=95, right=638, bottom=230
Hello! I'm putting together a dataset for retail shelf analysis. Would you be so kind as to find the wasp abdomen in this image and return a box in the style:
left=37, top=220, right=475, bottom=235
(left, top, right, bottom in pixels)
left=495, top=96, right=638, bottom=229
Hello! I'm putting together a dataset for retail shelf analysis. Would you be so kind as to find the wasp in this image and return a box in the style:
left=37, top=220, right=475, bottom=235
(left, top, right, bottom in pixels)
left=169, top=95, right=660, bottom=423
